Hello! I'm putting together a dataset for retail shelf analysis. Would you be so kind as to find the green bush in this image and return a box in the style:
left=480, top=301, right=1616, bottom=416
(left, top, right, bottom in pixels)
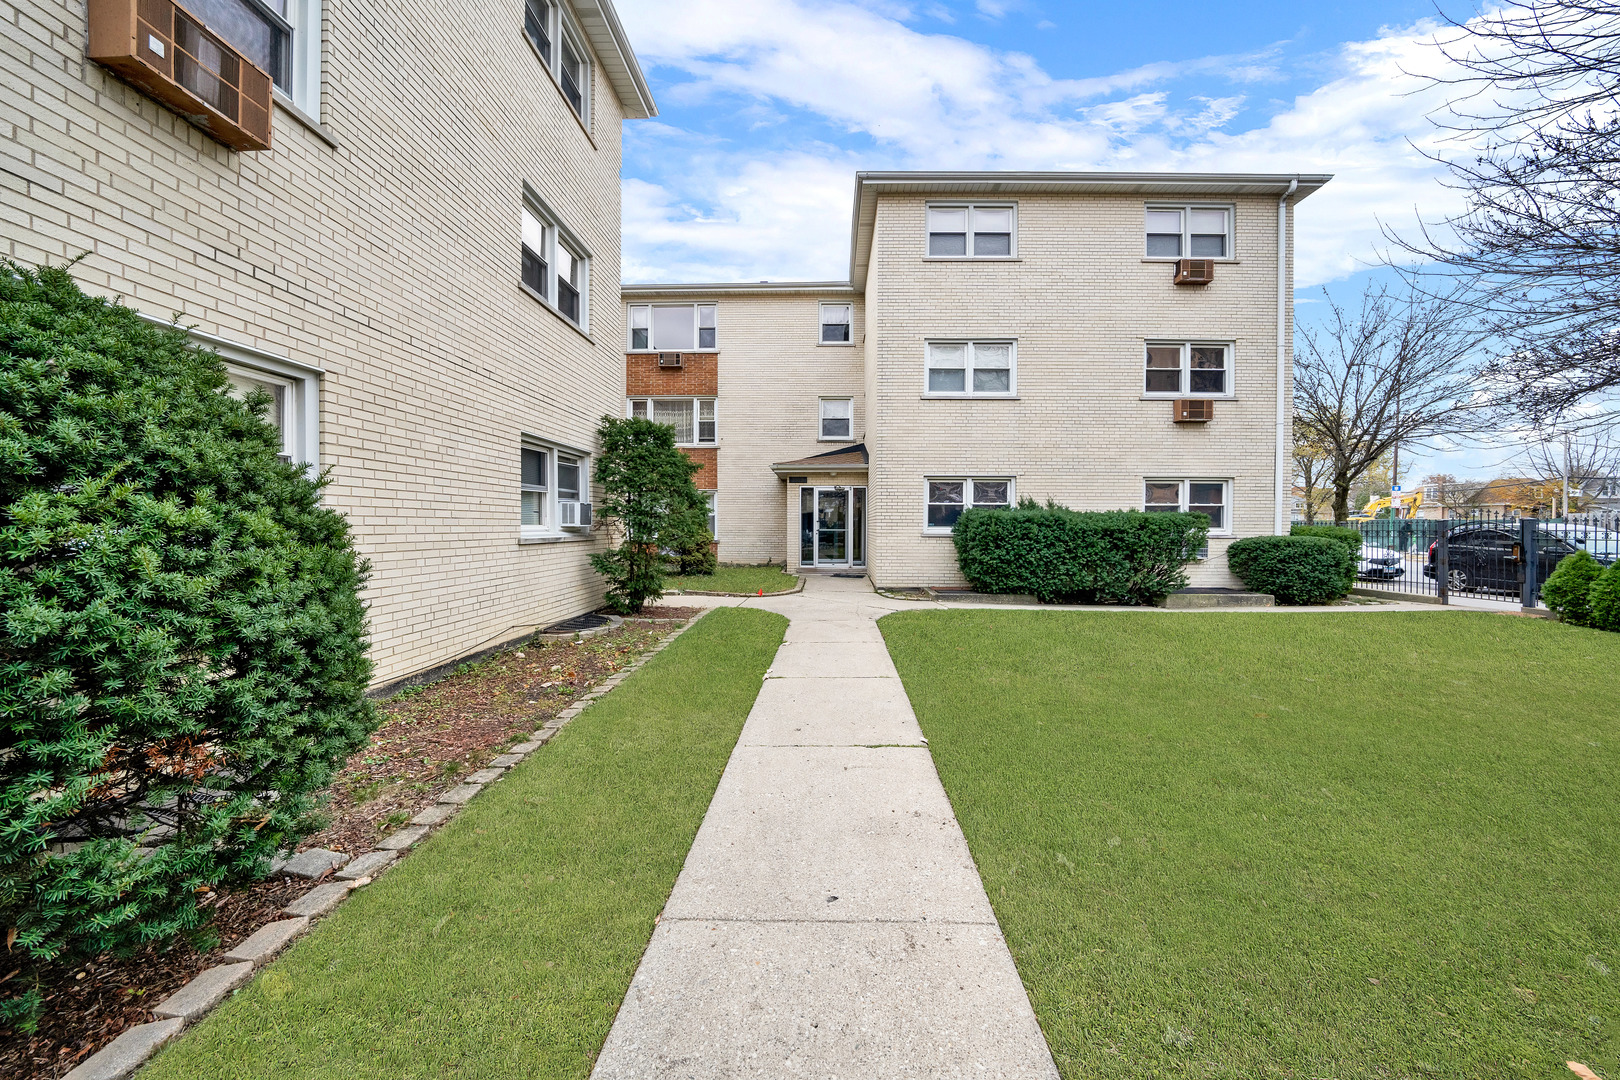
left=1226, top=534, right=1356, bottom=605
left=1587, top=560, right=1620, bottom=632
left=0, top=265, right=376, bottom=1026
left=1290, top=523, right=1363, bottom=560
left=590, top=416, right=707, bottom=613
left=952, top=506, right=1209, bottom=605
left=1541, top=549, right=1605, bottom=626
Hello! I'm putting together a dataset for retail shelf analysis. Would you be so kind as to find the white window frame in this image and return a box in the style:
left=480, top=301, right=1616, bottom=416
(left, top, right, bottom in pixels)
left=626, top=303, right=717, bottom=352
left=1143, top=341, right=1234, bottom=398
left=923, top=477, right=1014, bottom=534
left=520, top=436, right=591, bottom=540
left=523, top=0, right=591, bottom=128
left=925, top=203, right=1017, bottom=259
left=522, top=192, right=591, bottom=332
left=923, top=340, right=1017, bottom=398
left=1144, top=203, right=1235, bottom=260
left=819, top=397, right=853, bottom=441
left=1143, top=478, right=1232, bottom=537
left=626, top=398, right=718, bottom=446
left=702, top=490, right=717, bottom=538
left=819, top=302, right=853, bottom=346
left=142, top=317, right=320, bottom=475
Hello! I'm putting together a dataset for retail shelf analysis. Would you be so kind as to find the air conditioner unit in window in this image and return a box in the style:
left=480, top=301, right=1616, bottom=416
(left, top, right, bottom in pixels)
left=657, top=352, right=684, bottom=368
left=87, top=0, right=273, bottom=151
left=1173, top=259, right=1215, bottom=285
left=559, top=501, right=592, bottom=528
left=1174, top=399, right=1215, bottom=423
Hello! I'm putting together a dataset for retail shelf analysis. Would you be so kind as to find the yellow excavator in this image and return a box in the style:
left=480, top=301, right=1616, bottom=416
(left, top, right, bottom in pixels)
left=1349, top=490, right=1424, bottom=522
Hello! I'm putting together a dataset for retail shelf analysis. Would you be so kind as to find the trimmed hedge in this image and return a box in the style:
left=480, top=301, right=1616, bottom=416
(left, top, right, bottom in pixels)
left=1541, top=549, right=1605, bottom=626
left=1588, top=560, right=1620, bottom=632
left=952, top=506, right=1209, bottom=605
left=1226, top=534, right=1356, bottom=605
left=1, top=266, right=376, bottom=1026
left=1290, top=523, right=1363, bottom=559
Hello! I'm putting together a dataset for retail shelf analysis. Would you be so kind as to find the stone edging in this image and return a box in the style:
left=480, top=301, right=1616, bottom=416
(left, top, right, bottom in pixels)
left=666, top=577, right=805, bottom=597
left=63, top=611, right=712, bottom=1080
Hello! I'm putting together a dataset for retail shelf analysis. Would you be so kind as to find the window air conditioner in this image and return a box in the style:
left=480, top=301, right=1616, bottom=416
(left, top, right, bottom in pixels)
left=559, top=501, right=592, bottom=528
left=657, top=352, right=684, bottom=368
left=1174, top=399, right=1214, bottom=423
left=87, top=0, right=273, bottom=151
left=1173, top=259, right=1215, bottom=285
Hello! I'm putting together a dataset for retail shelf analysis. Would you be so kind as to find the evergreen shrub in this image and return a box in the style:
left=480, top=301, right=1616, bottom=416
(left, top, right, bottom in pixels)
left=1586, top=559, right=1620, bottom=632
left=1290, top=523, right=1363, bottom=559
left=0, top=265, right=376, bottom=1026
left=1541, top=549, right=1605, bottom=626
left=952, top=505, right=1210, bottom=605
left=1226, top=534, right=1356, bottom=605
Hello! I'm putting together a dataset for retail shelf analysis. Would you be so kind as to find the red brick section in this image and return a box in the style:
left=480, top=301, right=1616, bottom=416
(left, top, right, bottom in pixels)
left=626, top=354, right=719, bottom=396
left=684, top=447, right=717, bottom=488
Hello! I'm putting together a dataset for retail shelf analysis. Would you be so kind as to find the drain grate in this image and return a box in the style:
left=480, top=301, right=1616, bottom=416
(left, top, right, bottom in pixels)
left=832, top=573, right=867, bottom=579
left=541, top=612, right=614, bottom=634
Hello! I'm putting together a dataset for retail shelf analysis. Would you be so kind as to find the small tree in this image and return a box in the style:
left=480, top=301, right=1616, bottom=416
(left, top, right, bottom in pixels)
left=1, top=266, right=376, bottom=1027
left=589, top=416, right=707, bottom=613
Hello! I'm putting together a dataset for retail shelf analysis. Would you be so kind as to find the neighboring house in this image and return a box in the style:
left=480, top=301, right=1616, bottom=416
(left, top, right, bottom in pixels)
left=625, top=172, right=1331, bottom=588
left=4, top=0, right=655, bottom=688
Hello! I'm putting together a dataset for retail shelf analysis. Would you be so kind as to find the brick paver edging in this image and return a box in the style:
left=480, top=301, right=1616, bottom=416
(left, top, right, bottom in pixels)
left=63, top=611, right=712, bottom=1080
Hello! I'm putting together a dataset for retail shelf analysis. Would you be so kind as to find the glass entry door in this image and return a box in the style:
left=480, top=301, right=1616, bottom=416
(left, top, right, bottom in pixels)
left=800, top=486, right=866, bottom=568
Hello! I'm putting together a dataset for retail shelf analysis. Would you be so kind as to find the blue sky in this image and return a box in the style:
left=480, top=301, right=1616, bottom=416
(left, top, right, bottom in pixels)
left=612, top=0, right=1535, bottom=482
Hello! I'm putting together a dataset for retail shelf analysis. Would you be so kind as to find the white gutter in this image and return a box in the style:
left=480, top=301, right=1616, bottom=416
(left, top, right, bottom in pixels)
left=1275, top=177, right=1297, bottom=535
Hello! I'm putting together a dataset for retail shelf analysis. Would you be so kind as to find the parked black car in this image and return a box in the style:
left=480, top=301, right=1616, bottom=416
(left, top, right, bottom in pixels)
left=1422, top=523, right=1578, bottom=594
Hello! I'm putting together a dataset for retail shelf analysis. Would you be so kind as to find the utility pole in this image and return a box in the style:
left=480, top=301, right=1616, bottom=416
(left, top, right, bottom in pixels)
left=1563, top=433, right=1571, bottom=520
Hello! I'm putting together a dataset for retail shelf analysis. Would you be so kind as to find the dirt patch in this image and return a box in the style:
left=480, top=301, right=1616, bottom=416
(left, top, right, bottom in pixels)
left=1, top=618, right=689, bottom=1080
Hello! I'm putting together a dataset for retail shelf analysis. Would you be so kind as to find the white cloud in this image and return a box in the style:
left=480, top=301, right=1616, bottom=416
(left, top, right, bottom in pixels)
left=614, top=0, right=1475, bottom=287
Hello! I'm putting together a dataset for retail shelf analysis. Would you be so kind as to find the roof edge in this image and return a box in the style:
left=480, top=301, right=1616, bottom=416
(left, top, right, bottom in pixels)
left=623, top=281, right=857, bottom=296
left=573, top=0, right=657, bottom=119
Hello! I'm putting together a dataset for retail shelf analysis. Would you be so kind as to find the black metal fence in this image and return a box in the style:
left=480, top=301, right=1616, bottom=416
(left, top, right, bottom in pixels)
left=1295, top=511, right=1620, bottom=607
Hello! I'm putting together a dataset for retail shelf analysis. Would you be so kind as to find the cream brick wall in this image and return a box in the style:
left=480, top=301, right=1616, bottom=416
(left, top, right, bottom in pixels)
left=621, top=288, right=866, bottom=566
left=4, top=0, right=639, bottom=685
left=864, top=191, right=1295, bottom=590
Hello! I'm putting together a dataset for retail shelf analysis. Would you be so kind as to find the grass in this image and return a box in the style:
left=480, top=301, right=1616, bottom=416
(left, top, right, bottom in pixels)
left=144, top=607, right=787, bottom=1080
left=880, top=610, right=1620, bottom=1079
left=664, top=563, right=799, bottom=594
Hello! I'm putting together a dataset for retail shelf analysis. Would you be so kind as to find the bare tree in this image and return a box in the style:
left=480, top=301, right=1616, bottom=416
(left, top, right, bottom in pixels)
left=1394, top=0, right=1620, bottom=423
left=1421, top=472, right=1489, bottom=514
left=1293, top=435, right=1334, bottom=524
left=1522, top=425, right=1620, bottom=512
left=1294, top=284, right=1490, bottom=522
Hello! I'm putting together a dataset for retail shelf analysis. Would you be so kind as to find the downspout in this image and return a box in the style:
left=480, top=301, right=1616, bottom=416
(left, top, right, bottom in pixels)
left=1275, top=178, right=1298, bottom=535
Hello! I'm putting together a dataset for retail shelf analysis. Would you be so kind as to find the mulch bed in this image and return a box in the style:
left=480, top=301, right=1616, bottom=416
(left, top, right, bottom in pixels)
left=1, top=617, right=690, bottom=1080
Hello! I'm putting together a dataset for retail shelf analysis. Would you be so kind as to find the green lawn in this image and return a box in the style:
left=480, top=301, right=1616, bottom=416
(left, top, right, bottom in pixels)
left=880, top=610, right=1620, bottom=1080
left=664, top=563, right=799, bottom=594
left=144, top=607, right=786, bottom=1080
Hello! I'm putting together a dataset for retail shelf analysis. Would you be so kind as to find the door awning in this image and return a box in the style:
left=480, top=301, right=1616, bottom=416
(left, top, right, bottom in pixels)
left=771, top=443, right=869, bottom=475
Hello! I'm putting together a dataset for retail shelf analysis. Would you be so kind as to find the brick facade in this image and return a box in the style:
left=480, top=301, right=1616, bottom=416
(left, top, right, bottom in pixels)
left=685, top=447, right=718, bottom=489
left=626, top=353, right=719, bottom=396
left=4, top=0, right=653, bottom=685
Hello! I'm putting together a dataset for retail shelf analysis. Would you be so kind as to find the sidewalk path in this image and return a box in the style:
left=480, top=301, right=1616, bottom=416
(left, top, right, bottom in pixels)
left=590, top=575, right=1060, bottom=1079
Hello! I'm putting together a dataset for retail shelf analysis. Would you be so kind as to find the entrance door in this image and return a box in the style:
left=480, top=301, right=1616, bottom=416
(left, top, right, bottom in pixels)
left=799, top=486, right=866, bottom=568
left=817, top=489, right=848, bottom=565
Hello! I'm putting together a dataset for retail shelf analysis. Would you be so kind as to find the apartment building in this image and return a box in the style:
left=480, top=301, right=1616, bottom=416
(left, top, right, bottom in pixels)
left=625, top=171, right=1331, bottom=589
left=4, top=0, right=654, bottom=686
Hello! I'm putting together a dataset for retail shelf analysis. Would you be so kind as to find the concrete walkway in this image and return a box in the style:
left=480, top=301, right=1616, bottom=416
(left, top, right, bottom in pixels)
left=590, top=575, right=1060, bottom=1079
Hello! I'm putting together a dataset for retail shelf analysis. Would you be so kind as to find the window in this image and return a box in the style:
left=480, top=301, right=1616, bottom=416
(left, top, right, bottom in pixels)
left=524, top=0, right=590, bottom=125
left=925, top=341, right=1014, bottom=396
left=521, top=447, right=548, bottom=528
left=1144, top=342, right=1230, bottom=396
left=212, top=347, right=318, bottom=472
left=226, top=368, right=296, bottom=461
left=524, top=0, right=551, bottom=64
left=627, top=304, right=718, bottom=351
left=927, top=204, right=1015, bottom=258
left=1145, top=205, right=1232, bottom=259
left=521, top=200, right=590, bottom=329
left=627, top=398, right=717, bottom=445
left=702, top=490, right=717, bottom=537
left=184, top=0, right=321, bottom=115
left=820, top=303, right=852, bottom=344
left=925, top=478, right=1012, bottom=532
left=820, top=398, right=852, bottom=440
left=521, top=440, right=590, bottom=538
left=1144, top=479, right=1230, bottom=534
